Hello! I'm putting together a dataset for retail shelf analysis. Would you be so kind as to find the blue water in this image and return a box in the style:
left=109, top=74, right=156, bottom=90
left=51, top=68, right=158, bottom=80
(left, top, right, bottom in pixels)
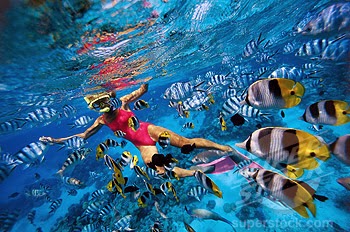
left=0, top=0, right=349, bottom=231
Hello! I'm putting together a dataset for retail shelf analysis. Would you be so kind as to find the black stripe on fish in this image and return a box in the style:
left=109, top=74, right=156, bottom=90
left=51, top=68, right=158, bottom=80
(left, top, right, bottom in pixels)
left=261, top=170, right=273, bottom=189
left=324, top=100, right=336, bottom=118
left=281, top=179, right=298, bottom=199
left=268, top=79, right=282, bottom=98
left=282, top=129, right=299, bottom=155
left=309, top=102, right=320, bottom=119
left=245, top=135, right=252, bottom=151
left=258, top=128, right=273, bottom=154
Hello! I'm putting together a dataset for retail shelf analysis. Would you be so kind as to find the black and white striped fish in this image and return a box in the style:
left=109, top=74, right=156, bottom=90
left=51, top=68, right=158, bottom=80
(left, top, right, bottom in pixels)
left=114, top=215, right=133, bottom=231
left=268, top=67, right=315, bottom=82
left=229, top=73, right=259, bottom=89
left=242, top=33, right=266, bottom=58
left=110, top=98, right=122, bottom=109
left=58, top=136, right=87, bottom=151
left=57, top=148, right=92, bottom=175
left=49, top=199, right=62, bottom=214
left=142, top=166, right=163, bottom=180
left=181, top=122, right=194, bottom=132
left=0, top=210, right=19, bottom=232
left=187, top=185, right=208, bottom=201
left=207, top=73, right=232, bottom=86
left=0, top=163, right=17, bottom=183
left=84, top=201, right=104, bottom=215
left=69, top=116, right=94, bottom=128
left=182, top=91, right=212, bottom=111
left=13, top=141, right=49, bottom=169
left=21, top=107, right=60, bottom=125
left=27, top=210, right=36, bottom=224
left=222, top=88, right=237, bottom=99
left=283, top=42, right=296, bottom=54
left=221, top=96, right=242, bottom=117
left=90, top=189, right=107, bottom=200
left=169, top=101, right=189, bottom=118
left=62, top=104, right=77, bottom=118
left=133, top=100, right=150, bottom=111
left=82, top=223, right=97, bottom=232
left=0, top=119, right=26, bottom=134
left=239, top=105, right=272, bottom=122
left=114, top=130, right=126, bottom=137
left=194, top=170, right=222, bottom=198
left=118, top=151, right=133, bottom=169
left=99, top=202, right=115, bottom=217
left=232, top=159, right=253, bottom=174
left=163, top=81, right=204, bottom=100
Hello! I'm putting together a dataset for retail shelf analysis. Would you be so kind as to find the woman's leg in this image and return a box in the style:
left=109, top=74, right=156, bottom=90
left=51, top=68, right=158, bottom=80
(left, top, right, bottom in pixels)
left=147, top=125, right=232, bottom=152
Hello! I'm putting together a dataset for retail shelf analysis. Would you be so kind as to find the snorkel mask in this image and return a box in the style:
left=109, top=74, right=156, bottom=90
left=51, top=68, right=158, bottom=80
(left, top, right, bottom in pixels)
left=84, top=91, right=115, bottom=113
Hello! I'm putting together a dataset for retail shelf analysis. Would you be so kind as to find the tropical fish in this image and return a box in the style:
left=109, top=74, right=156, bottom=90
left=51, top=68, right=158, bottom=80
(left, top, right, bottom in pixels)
left=169, top=101, right=190, bottom=118
left=99, top=202, right=115, bottom=217
left=181, top=122, right=194, bottom=132
left=106, top=177, right=126, bottom=198
left=133, top=99, right=150, bottom=110
left=243, top=78, right=305, bottom=109
left=142, top=166, right=162, bottom=180
left=299, top=3, right=350, bottom=36
left=187, top=186, right=208, bottom=201
left=337, top=177, right=350, bottom=191
left=268, top=67, right=315, bottom=82
left=128, top=116, right=140, bottom=131
left=104, top=154, right=125, bottom=185
left=114, top=130, right=126, bottom=137
left=90, top=189, right=107, bottom=200
left=192, top=150, right=232, bottom=164
left=0, top=119, right=26, bottom=134
left=0, top=210, right=19, bottom=232
left=96, top=139, right=127, bottom=160
left=68, top=115, right=94, bottom=128
left=84, top=201, right=104, bottom=215
left=232, top=159, right=253, bottom=174
left=58, top=136, right=87, bottom=151
left=0, top=163, right=17, bottom=183
left=62, top=104, right=77, bottom=118
left=158, top=131, right=171, bottom=149
left=114, top=215, right=134, bottom=231
left=239, top=168, right=317, bottom=218
left=242, top=32, right=266, bottom=58
left=134, top=165, right=150, bottom=181
left=320, top=38, right=350, bottom=62
left=49, top=199, right=62, bottom=214
left=57, top=148, right=92, bottom=176
left=295, top=35, right=346, bottom=57
left=154, top=201, right=168, bottom=219
left=138, top=191, right=153, bottom=207
left=13, top=141, right=49, bottom=169
left=67, top=189, right=78, bottom=196
left=27, top=210, right=36, bottom=224
left=159, top=181, right=179, bottom=201
left=194, top=170, right=222, bottom=198
left=207, top=73, right=232, bottom=86
left=62, top=176, right=85, bottom=188
left=329, top=134, right=350, bottom=165
left=184, top=222, right=196, bottom=232
left=235, top=127, right=330, bottom=178
left=239, top=105, right=272, bottom=122
left=185, top=206, right=236, bottom=231
left=182, top=91, right=214, bottom=111
left=301, top=100, right=350, bottom=126
left=131, top=155, right=138, bottom=169
left=221, top=95, right=243, bottom=117
left=218, top=113, right=227, bottom=131
left=19, top=107, right=60, bottom=126
left=150, top=218, right=163, bottom=232
left=118, top=151, right=133, bottom=169
left=163, top=81, right=204, bottom=100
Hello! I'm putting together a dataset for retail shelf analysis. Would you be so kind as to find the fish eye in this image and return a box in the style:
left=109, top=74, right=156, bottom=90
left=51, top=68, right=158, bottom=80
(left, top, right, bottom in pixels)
left=290, top=91, right=295, bottom=95
left=342, top=111, right=347, bottom=115
left=310, top=152, right=316, bottom=157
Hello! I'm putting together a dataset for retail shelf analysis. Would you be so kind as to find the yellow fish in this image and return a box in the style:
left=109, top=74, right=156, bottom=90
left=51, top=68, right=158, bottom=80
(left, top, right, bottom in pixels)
left=244, top=78, right=305, bottom=109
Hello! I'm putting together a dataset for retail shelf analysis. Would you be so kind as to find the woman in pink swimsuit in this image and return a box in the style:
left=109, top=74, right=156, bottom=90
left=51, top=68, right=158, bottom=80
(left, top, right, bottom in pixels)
left=40, top=84, right=233, bottom=178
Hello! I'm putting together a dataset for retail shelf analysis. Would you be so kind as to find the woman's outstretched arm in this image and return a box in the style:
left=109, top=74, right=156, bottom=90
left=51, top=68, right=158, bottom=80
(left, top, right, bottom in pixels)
left=120, top=83, right=148, bottom=110
left=39, top=116, right=104, bottom=144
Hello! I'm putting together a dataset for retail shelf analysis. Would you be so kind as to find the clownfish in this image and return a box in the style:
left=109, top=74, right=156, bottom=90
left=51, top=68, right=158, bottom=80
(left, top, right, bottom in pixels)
left=243, top=78, right=305, bottom=109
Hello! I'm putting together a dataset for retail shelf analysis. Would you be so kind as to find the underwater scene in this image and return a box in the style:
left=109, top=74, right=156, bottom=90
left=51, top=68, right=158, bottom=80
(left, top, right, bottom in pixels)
left=0, top=0, right=349, bottom=231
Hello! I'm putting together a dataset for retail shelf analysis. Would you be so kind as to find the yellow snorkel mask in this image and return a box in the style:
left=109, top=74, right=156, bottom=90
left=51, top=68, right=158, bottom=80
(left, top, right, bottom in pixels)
left=84, top=91, right=115, bottom=113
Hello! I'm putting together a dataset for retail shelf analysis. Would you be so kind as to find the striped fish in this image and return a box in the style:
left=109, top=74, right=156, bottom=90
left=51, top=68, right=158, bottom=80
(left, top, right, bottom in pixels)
left=242, top=33, right=266, bottom=58
left=134, top=165, right=150, bottom=181
left=207, top=73, right=232, bottom=86
left=57, top=148, right=92, bottom=176
left=58, top=136, right=87, bottom=151
left=99, top=202, right=115, bottom=217
left=110, top=98, right=122, bottom=109
left=239, top=105, right=272, bottom=122
left=27, top=210, right=36, bottom=224
left=90, top=189, right=107, bottom=200
left=69, top=116, right=94, bottom=128
left=187, top=186, right=208, bottom=201
left=182, top=91, right=212, bottom=111
left=96, top=139, right=127, bottom=160
left=268, top=67, right=315, bottom=82
left=0, top=163, right=17, bottom=183
left=239, top=168, right=317, bottom=218
left=49, top=199, right=62, bottom=214
left=114, top=130, right=126, bottom=137
left=84, top=201, right=104, bottom=215
left=114, top=215, right=133, bottom=231
left=194, top=170, right=222, bottom=198
left=118, top=151, right=133, bottom=169
left=159, top=181, right=179, bottom=201
left=181, top=122, right=194, bottom=132
left=232, top=159, right=253, bottom=174
left=163, top=81, right=204, bottom=100
left=236, top=127, right=330, bottom=179
left=104, top=154, right=125, bottom=185
left=221, top=96, right=242, bottom=117
left=133, top=99, right=149, bottom=110
left=329, top=134, right=350, bottom=166
left=82, top=224, right=97, bottom=232
left=229, top=73, right=259, bottom=89
left=62, top=104, right=77, bottom=118
left=21, top=107, right=59, bottom=125
left=14, top=141, right=49, bottom=169
left=0, top=211, right=19, bottom=232
left=0, top=119, right=26, bottom=134
left=62, top=176, right=84, bottom=188
left=142, top=166, right=163, bottom=180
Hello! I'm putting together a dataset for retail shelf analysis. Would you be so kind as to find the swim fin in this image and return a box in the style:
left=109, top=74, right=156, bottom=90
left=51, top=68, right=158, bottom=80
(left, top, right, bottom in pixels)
left=181, top=143, right=196, bottom=154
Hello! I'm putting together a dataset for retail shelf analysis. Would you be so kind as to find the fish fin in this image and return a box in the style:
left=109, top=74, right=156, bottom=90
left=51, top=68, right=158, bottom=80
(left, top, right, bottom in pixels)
left=305, top=200, right=316, bottom=217
left=313, top=194, right=328, bottom=202
left=299, top=158, right=319, bottom=170
left=284, top=165, right=304, bottom=179
left=293, top=205, right=309, bottom=218
left=56, top=145, right=65, bottom=152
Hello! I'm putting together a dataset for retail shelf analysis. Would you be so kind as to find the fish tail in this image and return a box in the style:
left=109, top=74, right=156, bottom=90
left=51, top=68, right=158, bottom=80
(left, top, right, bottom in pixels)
left=221, top=218, right=237, bottom=232
left=305, top=200, right=316, bottom=217
left=313, top=194, right=328, bottom=202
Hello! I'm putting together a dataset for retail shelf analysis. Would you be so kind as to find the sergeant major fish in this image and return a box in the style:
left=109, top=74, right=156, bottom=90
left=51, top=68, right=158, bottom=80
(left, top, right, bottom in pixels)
left=194, top=170, right=222, bottom=198
left=68, top=115, right=93, bottom=128
left=187, top=186, right=208, bottom=201
left=49, top=199, right=62, bottom=214
left=57, top=148, right=92, bottom=176
left=13, top=141, right=49, bottom=169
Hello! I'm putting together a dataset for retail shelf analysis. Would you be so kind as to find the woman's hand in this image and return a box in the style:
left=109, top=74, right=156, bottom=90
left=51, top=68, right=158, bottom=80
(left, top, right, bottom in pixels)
left=39, top=136, right=54, bottom=143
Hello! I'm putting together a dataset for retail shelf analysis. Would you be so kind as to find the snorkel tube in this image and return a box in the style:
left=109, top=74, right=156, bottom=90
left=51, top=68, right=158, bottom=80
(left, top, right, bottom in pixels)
left=84, top=91, right=116, bottom=113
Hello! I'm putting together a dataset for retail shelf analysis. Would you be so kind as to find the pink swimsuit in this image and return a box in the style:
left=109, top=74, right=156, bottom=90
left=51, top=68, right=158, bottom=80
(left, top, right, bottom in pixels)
left=103, top=109, right=156, bottom=147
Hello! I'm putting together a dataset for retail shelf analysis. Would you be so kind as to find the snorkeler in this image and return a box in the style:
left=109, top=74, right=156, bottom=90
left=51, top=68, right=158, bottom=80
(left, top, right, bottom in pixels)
left=39, top=84, right=233, bottom=178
